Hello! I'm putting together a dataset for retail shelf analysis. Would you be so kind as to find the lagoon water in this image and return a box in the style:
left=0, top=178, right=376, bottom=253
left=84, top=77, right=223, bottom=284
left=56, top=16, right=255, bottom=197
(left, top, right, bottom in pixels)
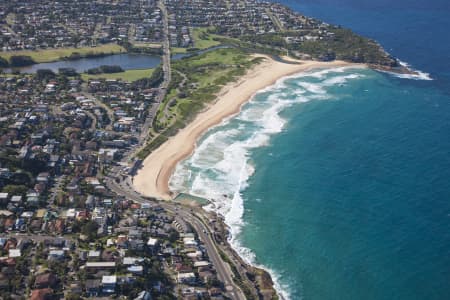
left=9, top=46, right=227, bottom=74
left=9, top=53, right=161, bottom=74
left=171, top=1, right=450, bottom=299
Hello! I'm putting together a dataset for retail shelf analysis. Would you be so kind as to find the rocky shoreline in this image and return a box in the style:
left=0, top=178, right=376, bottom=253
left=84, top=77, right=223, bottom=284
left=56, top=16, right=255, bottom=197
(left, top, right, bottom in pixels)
left=197, top=209, right=280, bottom=300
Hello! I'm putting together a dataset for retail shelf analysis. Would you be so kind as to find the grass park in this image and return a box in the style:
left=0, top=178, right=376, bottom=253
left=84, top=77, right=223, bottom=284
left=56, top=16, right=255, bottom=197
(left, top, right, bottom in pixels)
left=0, top=44, right=125, bottom=63
left=81, top=68, right=155, bottom=82
left=137, top=47, right=264, bottom=159
left=171, top=27, right=222, bottom=54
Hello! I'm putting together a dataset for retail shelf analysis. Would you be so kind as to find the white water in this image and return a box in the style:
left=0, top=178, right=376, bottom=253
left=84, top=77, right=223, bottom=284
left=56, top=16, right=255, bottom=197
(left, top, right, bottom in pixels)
left=389, top=60, right=433, bottom=80
left=169, top=67, right=367, bottom=299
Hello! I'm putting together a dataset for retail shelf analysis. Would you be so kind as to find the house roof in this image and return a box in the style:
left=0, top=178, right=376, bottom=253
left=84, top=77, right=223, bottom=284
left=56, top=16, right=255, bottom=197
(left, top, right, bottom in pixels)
left=85, top=261, right=116, bottom=268
left=30, top=288, right=52, bottom=300
left=102, top=275, right=117, bottom=284
left=35, top=273, right=56, bottom=285
left=8, top=249, right=21, bottom=258
left=147, top=237, right=158, bottom=246
left=127, top=265, right=144, bottom=273
left=85, top=279, right=101, bottom=289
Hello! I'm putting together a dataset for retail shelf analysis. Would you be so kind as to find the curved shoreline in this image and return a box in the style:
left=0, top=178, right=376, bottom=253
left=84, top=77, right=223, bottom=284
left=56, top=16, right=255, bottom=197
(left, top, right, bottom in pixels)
left=133, top=56, right=359, bottom=199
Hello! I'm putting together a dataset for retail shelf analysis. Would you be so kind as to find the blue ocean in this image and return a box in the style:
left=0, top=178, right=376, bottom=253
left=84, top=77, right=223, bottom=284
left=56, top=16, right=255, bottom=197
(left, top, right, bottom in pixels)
left=170, top=1, right=450, bottom=299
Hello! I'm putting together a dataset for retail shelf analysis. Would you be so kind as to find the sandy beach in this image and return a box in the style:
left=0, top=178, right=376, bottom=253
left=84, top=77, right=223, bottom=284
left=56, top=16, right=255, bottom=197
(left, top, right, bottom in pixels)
left=133, top=56, right=357, bottom=200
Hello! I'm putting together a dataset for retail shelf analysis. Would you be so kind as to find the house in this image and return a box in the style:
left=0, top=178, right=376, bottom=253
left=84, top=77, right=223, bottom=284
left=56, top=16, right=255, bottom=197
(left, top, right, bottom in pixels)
left=10, top=195, right=23, bottom=204
left=116, top=235, right=128, bottom=248
left=135, top=290, right=152, bottom=300
left=85, top=261, right=116, bottom=270
left=98, top=148, right=119, bottom=163
left=69, top=281, right=82, bottom=294
left=0, top=193, right=8, bottom=205
left=129, top=239, right=144, bottom=251
left=48, top=250, right=65, bottom=261
left=30, top=219, right=43, bottom=232
left=101, top=250, right=116, bottom=262
left=27, top=194, right=40, bottom=206
left=193, top=261, right=210, bottom=268
left=16, top=238, right=31, bottom=250
left=209, top=288, right=222, bottom=297
left=85, top=279, right=101, bottom=296
left=198, top=270, right=214, bottom=283
left=54, top=219, right=65, bottom=233
left=4, top=218, right=15, bottom=231
left=123, top=257, right=143, bottom=265
left=127, top=265, right=144, bottom=275
left=35, top=273, right=57, bottom=288
left=4, top=238, right=17, bottom=250
left=36, top=172, right=50, bottom=183
left=87, top=250, right=101, bottom=260
left=30, top=288, right=53, bottom=300
left=102, top=275, right=117, bottom=293
left=183, top=236, right=197, bottom=247
left=129, top=228, right=142, bottom=239
left=147, top=237, right=158, bottom=254
left=21, top=211, right=34, bottom=219
left=177, top=272, right=196, bottom=285
left=8, top=249, right=21, bottom=258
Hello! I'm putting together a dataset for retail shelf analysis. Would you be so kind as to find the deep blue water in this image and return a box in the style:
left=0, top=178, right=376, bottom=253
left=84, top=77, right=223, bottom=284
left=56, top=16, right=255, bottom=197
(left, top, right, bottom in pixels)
left=170, top=1, right=450, bottom=299
left=278, top=0, right=450, bottom=88
left=240, top=69, right=450, bottom=299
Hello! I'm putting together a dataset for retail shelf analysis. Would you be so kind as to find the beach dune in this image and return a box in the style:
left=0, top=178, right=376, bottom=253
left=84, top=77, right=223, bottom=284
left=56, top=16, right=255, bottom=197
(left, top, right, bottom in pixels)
left=133, top=56, right=355, bottom=200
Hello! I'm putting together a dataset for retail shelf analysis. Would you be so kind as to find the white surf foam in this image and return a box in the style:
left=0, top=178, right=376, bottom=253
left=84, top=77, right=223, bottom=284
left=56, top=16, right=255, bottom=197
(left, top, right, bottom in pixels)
left=323, top=73, right=364, bottom=85
left=297, top=82, right=327, bottom=94
left=169, top=67, right=366, bottom=300
left=230, top=234, right=295, bottom=300
left=385, top=60, right=433, bottom=80
left=299, top=66, right=348, bottom=79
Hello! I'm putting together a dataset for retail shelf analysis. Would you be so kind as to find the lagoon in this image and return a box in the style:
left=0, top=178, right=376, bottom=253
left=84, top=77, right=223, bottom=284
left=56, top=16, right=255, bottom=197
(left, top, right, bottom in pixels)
left=5, top=53, right=161, bottom=74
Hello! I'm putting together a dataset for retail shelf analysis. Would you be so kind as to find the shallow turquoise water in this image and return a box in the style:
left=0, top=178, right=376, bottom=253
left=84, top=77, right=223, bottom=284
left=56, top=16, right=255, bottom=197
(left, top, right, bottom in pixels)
left=170, top=0, right=450, bottom=298
left=170, top=67, right=450, bottom=299
left=240, top=69, right=450, bottom=299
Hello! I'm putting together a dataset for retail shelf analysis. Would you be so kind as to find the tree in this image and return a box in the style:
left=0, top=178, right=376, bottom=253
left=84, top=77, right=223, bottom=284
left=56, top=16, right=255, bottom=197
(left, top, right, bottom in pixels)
left=36, top=69, right=56, bottom=80
left=0, top=57, right=8, bottom=67
left=9, top=55, right=35, bottom=67
left=58, top=68, right=78, bottom=76
left=81, top=220, right=99, bottom=241
left=66, top=293, right=82, bottom=300
left=1, top=184, right=28, bottom=196
left=168, top=229, right=179, bottom=243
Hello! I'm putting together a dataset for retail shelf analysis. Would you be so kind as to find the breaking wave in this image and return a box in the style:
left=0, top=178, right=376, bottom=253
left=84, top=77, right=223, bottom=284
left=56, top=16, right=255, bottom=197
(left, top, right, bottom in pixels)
left=387, top=60, right=433, bottom=80
left=169, top=67, right=367, bottom=299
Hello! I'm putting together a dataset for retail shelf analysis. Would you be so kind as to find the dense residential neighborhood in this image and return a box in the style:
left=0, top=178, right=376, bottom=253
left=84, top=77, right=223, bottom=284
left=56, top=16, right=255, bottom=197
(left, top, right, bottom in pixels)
left=0, top=0, right=409, bottom=299
left=0, top=0, right=286, bottom=297
left=0, top=0, right=326, bottom=51
left=0, top=0, right=164, bottom=51
left=0, top=67, right=238, bottom=299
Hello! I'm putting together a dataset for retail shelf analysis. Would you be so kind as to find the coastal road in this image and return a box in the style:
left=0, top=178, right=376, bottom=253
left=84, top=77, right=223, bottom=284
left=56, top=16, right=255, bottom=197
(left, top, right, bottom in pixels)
left=138, top=0, right=172, bottom=145
left=176, top=209, right=247, bottom=300
left=104, top=175, right=246, bottom=300
left=102, top=2, right=245, bottom=298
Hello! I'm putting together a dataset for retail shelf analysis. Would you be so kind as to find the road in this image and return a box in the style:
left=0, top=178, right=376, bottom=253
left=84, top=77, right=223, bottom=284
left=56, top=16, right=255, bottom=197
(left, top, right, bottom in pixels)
left=138, top=0, right=172, bottom=144
left=104, top=171, right=246, bottom=300
left=80, top=91, right=115, bottom=131
left=177, top=209, right=246, bottom=300
left=101, top=2, right=245, bottom=299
